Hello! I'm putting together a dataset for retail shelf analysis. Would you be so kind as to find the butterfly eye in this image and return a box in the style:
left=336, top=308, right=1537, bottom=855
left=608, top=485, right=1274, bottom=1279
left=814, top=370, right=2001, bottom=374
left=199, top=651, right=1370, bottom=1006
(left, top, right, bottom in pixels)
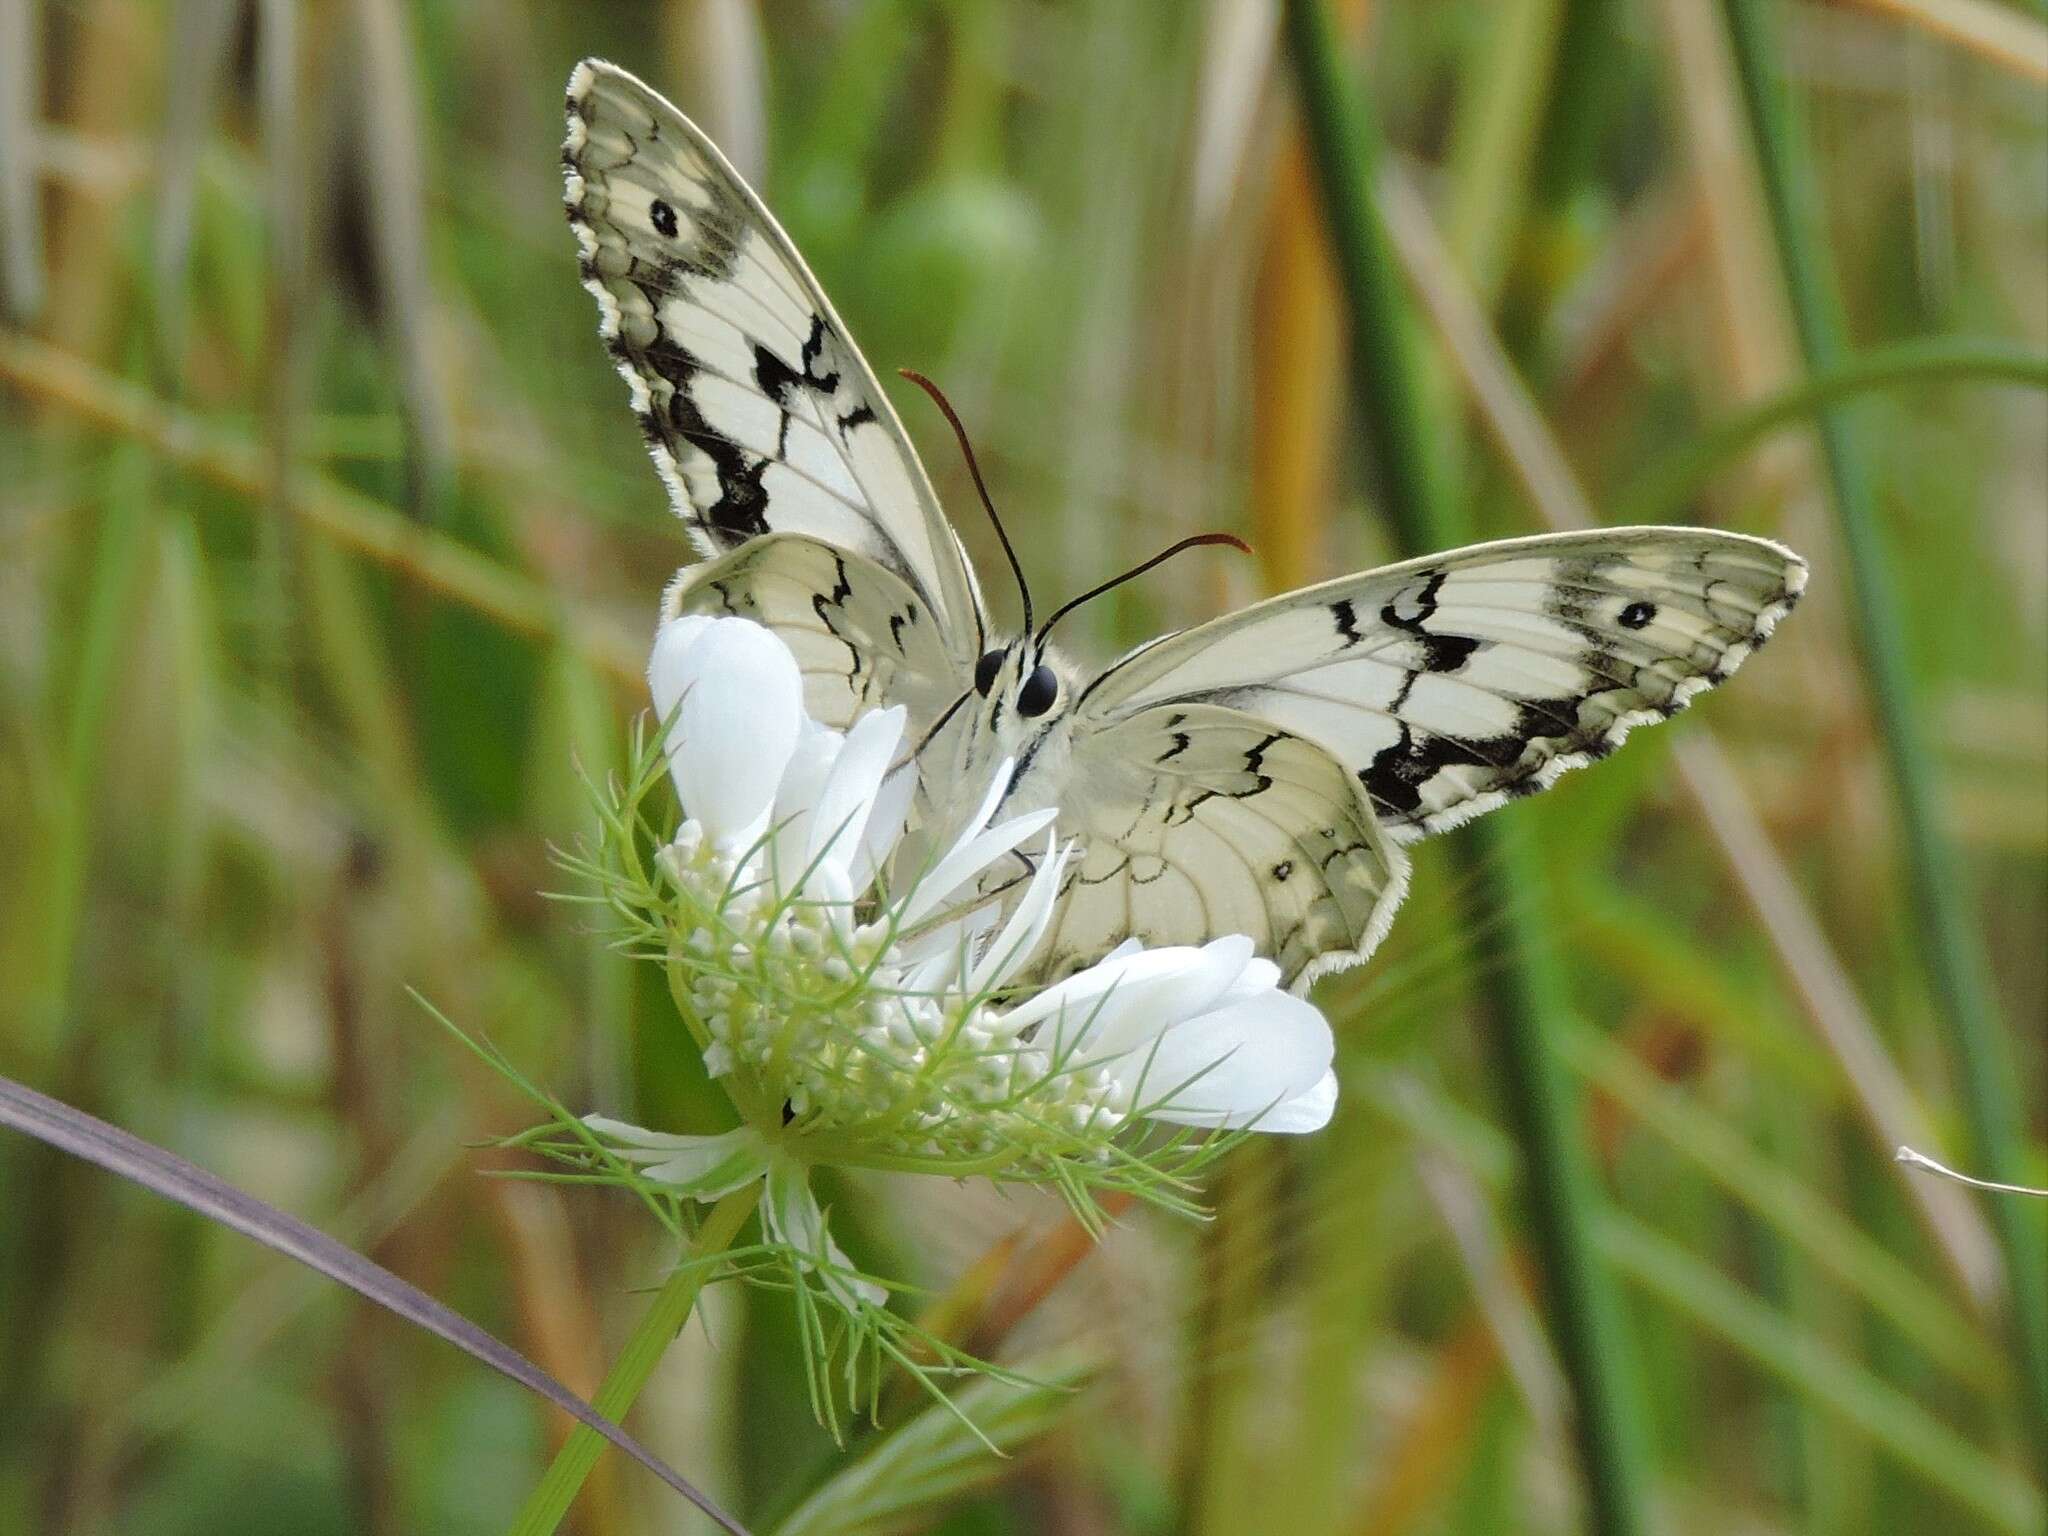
left=1017, top=664, right=1059, bottom=718
left=974, top=649, right=1005, bottom=697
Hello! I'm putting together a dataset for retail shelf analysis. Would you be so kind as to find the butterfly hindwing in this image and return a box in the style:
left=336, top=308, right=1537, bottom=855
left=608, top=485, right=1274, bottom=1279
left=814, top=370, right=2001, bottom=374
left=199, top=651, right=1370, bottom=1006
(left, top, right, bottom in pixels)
left=1077, top=528, right=1805, bottom=843
left=1029, top=704, right=1409, bottom=991
left=565, top=60, right=983, bottom=653
left=665, top=533, right=963, bottom=735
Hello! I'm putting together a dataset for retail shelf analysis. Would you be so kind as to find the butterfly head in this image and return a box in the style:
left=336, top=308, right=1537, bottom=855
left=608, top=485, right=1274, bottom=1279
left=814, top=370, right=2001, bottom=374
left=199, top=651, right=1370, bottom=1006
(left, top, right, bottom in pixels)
left=971, top=639, right=1072, bottom=737
left=946, top=530, right=1256, bottom=813
left=903, top=637, right=1074, bottom=838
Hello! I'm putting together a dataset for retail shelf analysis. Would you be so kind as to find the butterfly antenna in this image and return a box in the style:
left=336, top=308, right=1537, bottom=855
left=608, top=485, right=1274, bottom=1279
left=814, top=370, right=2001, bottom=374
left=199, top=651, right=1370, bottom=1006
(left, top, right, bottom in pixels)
left=1035, top=533, right=1252, bottom=648
left=900, top=369, right=1033, bottom=632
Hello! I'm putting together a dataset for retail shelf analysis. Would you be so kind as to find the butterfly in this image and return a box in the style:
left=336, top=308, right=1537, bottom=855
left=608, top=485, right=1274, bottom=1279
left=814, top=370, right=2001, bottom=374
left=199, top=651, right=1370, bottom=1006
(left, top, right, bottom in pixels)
left=563, top=59, right=1806, bottom=993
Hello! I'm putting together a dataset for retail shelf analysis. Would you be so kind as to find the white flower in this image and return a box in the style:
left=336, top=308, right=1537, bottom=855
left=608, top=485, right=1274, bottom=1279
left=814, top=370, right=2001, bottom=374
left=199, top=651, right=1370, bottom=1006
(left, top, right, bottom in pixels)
left=591, top=616, right=1338, bottom=1306
left=648, top=613, right=1054, bottom=925
left=761, top=1155, right=884, bottom=1309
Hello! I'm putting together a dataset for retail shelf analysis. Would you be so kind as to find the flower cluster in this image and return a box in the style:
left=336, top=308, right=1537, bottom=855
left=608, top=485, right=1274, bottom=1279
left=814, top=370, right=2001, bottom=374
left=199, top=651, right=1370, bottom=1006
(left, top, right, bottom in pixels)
left=533, top=614, right=1338, bottom=1382
left=625, top=614, right=1332, bottom=1166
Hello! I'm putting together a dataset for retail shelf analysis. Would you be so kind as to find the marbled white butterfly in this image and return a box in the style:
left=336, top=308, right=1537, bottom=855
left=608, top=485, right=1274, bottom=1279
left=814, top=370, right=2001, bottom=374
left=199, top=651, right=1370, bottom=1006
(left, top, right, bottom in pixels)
left=564, top=59, right=1805, bottom=992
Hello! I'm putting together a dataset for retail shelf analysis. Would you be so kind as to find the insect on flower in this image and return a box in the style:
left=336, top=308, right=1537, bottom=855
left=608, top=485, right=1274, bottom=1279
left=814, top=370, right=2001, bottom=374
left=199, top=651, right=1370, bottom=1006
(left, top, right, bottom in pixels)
left=564, top=58, right=1804, bottom=996
left=571, top=616, right=1337, bottom=1305
left=548, top=52, right=1805, bottom=1438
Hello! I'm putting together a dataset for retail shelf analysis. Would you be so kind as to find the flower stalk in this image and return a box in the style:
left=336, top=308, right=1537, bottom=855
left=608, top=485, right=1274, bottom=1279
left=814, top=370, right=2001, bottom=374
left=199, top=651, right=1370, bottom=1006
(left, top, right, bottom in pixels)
left=494, top=600, right=1344, bottom=1495
left=508, top=1181, right=763, bottom=1536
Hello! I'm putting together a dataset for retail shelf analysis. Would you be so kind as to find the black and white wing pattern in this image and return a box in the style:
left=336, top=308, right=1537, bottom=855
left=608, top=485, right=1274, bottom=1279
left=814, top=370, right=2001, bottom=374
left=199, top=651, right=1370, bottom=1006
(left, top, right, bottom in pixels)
left=563, top=67, right=1809, bottom=993
left=1035, top=705, right=1409, bottom=992
left=564, top=59, right=984, bottom=657
left=1075, top=528, right=1805, bottom=845
left=664, top=533, right=964, bottom=736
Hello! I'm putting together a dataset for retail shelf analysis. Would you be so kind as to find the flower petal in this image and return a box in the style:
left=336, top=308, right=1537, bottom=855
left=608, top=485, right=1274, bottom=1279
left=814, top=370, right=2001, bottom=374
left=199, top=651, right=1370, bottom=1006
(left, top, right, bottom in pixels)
left=768, top=718, right=843, bottom=888
left=647, top=615, right=716, bottom=720
left=581, top=1115, right=703, bottom=1150
left=804, top=705, right=905, bottom=880
left=1131, top=989, right=1333, bottom=1129
left=763, top=1159, right=885, bottom=1308
left=848, top=760, right=917, bottom=894
left=899, top=804, right=1060, bottom=927
left=965, top=834, right=1071, bottom=995
left=1216, top=954, right=1283, bottom=1006
left=895, top=757, right=1050, bottom=922
left=1003, top=933, right=1179, bottom=1040
left=660, top=618, right=803, bottom=851
left=648, top=616, right=713, bottom=803
left=1252, top=1067, right=1338, bottom=1133
left=1007, top=935, right=1256, bottom=1062
left=998, top=950, right=1148, bottom=1034
left=959, top=758, right=1015, bottom=844
left=895, top=905, right=1000, bottom=995
left=580, top=1121, right=771, bottom=1197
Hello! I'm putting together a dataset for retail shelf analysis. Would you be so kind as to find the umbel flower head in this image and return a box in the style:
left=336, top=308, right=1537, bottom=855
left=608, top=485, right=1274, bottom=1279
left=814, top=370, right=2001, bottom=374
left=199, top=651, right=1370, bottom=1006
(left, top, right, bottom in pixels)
left=538, top=615, right=1335, bottom=1392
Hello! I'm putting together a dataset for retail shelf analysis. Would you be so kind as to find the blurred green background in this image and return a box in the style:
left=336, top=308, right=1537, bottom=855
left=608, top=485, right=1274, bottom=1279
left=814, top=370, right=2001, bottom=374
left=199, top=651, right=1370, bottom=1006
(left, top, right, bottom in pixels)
left=1, top=1, right=2044, bottom=1533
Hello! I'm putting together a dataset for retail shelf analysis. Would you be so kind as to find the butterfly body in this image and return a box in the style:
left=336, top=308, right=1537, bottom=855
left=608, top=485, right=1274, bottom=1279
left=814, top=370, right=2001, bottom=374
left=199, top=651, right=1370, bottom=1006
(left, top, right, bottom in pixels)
left=572, top=60, right=1804, bottom=992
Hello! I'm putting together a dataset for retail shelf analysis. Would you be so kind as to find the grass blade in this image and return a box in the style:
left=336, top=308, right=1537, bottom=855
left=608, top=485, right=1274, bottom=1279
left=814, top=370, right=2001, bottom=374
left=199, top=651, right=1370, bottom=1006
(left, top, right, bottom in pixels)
left=1375, top=157, right=2008, bottom=1309
left=1719, top=0, right=2048, bottom=1482
left=0, top=0, right=43, bottom=323
left=1282, top=5, right=1655, bottom=1531
left=770, top=1353, right=1089, bottom=1536
left=1559, top=1021, right=2004, bottom=1391
left=0, top=334, right=646, bottom=689
left=1614, top=340, right=2048, bottom=525
left=1849, top=0, right=2048, bottom=79
left=1598, top=1210, right=2041, bottom=1535
left=508, top=1182, right=761, bottom=1536
left=0, top=1072, right=749, bottom=1535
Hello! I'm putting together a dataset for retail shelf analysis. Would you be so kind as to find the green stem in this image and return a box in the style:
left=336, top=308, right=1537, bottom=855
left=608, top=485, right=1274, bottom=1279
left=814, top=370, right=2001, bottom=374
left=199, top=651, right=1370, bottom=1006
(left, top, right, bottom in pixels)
left=35, top=489, right=152, bottom=1036
left=1719, top=0, right=2048, bottom=1490
left=1283, top=0, right=1453, bottom=557
left=0, top=482, right=153, bottom=1480
left=1186, top=1142, right=1281, bottom=1536
left=1441, top=0, right=1568, bottom=308
left=1282, top=6, right=1655, bottom=1533
left=1614, top=339, right=2048, bottom=526
left=1470, top=818, right=1656, bottom=1535
left=1497, top=0, right=1626, bottom=357
left=507, top=1182, right=762, bottom=1536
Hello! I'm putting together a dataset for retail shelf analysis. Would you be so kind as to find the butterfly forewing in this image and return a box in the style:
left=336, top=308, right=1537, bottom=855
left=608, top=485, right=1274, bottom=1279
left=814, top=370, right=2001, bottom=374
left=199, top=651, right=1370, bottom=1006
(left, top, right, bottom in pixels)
left=1077, top=528, right=1805, bottom=843
left=564, top=60, right=983, bottom=654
